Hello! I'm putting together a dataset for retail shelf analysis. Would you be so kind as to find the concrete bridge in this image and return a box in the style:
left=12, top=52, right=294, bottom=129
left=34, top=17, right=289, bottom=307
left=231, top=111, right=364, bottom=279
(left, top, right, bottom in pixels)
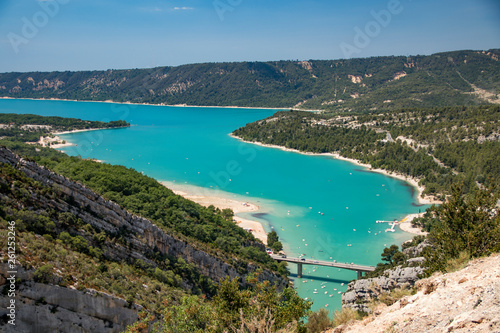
left=270, top=254, right=376, bottom=278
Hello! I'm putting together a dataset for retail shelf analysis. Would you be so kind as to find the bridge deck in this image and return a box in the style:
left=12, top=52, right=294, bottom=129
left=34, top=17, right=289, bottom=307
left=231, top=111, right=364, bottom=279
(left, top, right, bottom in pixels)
left=270, top=254, right=375, bottom=272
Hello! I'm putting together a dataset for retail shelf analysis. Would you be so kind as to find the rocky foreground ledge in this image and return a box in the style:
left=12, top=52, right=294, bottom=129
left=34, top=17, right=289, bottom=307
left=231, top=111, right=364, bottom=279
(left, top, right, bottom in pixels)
left=330, top=253, right=500, bottom=333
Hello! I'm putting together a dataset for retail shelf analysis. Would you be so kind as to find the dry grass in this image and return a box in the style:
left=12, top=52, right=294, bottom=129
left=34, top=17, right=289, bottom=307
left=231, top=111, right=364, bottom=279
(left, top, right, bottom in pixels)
left=332, top=308, right=361, bottom=327
left=444, top=251, right=471, bottom=273
left=231, top=308, right=297, bottom=333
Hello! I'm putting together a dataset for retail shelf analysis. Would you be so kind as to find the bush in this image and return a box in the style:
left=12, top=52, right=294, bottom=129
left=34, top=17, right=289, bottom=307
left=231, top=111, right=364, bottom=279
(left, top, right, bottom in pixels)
left=33, top=264, right=53, bottom=284
left=426, top=183, right=500, bottom=273
left=307, top=308, right=333, bottom=333
left=332, top=308, right=362, bottom=327
left=377, top=287, right=414, bottom=306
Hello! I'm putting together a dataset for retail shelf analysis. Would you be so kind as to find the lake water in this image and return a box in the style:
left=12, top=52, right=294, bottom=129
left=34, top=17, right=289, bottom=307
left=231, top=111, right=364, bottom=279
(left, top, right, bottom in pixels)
left=0, top=98, right=427, bottom=313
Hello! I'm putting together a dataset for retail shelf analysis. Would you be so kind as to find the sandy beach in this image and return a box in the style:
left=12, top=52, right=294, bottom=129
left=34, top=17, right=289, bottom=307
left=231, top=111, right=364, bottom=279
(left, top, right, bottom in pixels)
left=53, top=128, right=113, bottom=135
left=161, top=181, right=269, bottom=244
left=38, top=128, right=120, bottom=149
left=0, top=96, right=289, bottom=111
left=398, top=213, right=428, bottom=235
left=230, top=134, right=442, bottom=206
left=38, top=134, right=76, bottom=149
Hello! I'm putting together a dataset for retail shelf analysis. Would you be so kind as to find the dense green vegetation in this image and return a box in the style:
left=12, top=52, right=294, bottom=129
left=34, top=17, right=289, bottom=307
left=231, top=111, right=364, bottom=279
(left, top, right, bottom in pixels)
left=267, top=230, right=284, bottom=253
left=234, top=105, right=500, bottom=196
left=424, top=183, right=500, bottom=273
left=1, top=49, right=499, bottom=112
left=125, top=277, right=311, bottom=332
left=0, top=113, right=129, bottom=142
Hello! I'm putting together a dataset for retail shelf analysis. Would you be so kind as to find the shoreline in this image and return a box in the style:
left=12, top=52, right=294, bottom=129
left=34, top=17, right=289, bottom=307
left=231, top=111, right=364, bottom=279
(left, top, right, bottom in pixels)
left=39, top=127, right=128, bottom=149
left=398, top=213, right=428, bottom=236
left=230, top=134, right=442, bottom=206
left=0, top=96, right=293, bottom=111
left=160, top=181, right=268, bottom=244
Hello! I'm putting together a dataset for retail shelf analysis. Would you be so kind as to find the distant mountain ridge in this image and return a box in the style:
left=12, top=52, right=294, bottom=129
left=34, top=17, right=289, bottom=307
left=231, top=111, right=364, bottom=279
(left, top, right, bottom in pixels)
left=1, top=49, right=499, bottom=112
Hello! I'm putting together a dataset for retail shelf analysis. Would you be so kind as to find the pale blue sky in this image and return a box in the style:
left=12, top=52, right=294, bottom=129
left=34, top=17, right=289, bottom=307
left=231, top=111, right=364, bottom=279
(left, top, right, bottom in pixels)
left=0, top=0, right=499, bottom=72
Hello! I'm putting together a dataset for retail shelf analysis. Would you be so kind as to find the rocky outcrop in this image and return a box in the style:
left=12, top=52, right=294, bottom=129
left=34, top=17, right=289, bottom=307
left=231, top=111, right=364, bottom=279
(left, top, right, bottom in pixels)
left=342, top=241, right=429, bottom=313
left=342, top=266, right=424, bottom=313
left=402, top=239, right=431, bottom=258
left=331, top=253, right=500, bottom=333
left=0, top=264, right=141, bottom=333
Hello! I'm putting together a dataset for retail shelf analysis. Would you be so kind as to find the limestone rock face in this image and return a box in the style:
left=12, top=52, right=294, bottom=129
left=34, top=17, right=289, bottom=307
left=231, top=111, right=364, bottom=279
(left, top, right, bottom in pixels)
left=403, top=239, right=431, bottom=258
left=331, top=253, right=500, bottom=333
left=342, top=266, right=424, bottom=313
left=0, top=264, right=141, bottom=333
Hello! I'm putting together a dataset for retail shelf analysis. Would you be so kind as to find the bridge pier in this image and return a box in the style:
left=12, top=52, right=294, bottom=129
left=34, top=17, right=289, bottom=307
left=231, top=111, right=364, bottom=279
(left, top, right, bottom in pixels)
left=297, top=263, right=303, bottom=278
left=357, top=271, right=362, bottom=279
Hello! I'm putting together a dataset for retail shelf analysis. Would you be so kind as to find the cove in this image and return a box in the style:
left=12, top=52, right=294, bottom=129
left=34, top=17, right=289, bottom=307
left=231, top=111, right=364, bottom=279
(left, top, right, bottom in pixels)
left=0, top=98, right=427, bottom=313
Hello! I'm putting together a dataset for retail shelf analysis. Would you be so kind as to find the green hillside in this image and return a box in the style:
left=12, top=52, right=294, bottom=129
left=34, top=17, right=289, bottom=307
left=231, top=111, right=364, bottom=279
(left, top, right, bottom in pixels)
left=0, top=113, right=129, bottom=143
left=1, top=49, right=499, bottom=112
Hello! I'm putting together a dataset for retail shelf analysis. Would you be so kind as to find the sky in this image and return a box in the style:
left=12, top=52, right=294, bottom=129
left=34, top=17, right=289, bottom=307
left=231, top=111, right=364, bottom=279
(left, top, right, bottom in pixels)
left=0, top=0, right=499, bottom=72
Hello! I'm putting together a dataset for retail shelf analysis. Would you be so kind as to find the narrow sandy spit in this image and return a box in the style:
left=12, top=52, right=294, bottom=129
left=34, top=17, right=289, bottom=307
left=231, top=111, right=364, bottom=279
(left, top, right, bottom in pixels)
left=398, top=213, right=428, bottom=236
left=38, top=128, right=124, bottom=149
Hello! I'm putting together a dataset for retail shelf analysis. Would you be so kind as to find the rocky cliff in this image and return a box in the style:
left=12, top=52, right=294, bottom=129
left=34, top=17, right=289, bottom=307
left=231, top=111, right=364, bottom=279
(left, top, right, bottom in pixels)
left=341, top=265, right=424, bottom=314
left=341, top=242, right=430, bottom=313
left=0, top=264, right=142, bottom=333
left=331, top=253, right=500, bottom=333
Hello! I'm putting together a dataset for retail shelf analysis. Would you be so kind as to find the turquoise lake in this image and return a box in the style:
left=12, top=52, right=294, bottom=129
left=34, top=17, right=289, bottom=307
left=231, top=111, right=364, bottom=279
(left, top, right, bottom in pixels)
left=0, top=98, right=427, bottom=313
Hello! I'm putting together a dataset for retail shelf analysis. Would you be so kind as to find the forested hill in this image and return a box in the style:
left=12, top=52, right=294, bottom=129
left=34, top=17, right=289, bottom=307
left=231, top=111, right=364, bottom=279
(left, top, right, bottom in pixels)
left=1, top=49, right=499, bottom=112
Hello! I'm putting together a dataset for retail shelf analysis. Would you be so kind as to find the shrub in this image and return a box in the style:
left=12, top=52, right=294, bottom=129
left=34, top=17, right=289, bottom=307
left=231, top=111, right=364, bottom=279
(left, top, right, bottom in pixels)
left=307, top=308, right=333, bottom=333
left=33, top=264, right=54, bottom=284
left=332, top=308, right=361, bottom=327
